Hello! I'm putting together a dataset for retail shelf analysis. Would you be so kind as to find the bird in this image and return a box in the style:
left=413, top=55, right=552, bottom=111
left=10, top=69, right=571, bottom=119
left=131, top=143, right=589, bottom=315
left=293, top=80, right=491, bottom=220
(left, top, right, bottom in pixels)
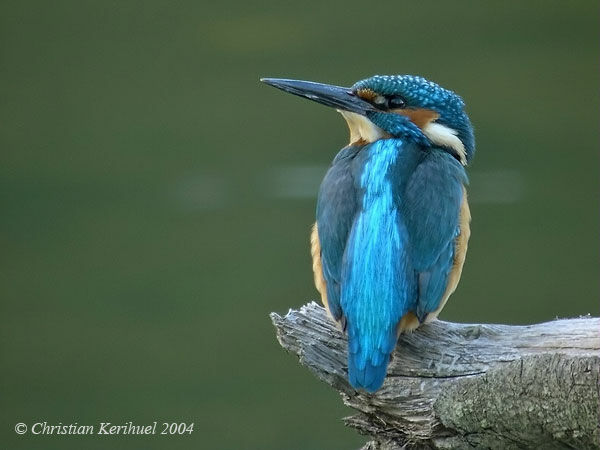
left=261, top=75, right=474, bottom=392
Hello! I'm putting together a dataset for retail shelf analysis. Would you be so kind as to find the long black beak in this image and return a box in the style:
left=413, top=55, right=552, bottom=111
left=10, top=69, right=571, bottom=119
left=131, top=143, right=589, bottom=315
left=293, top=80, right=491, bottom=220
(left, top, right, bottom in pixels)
left=260, top=78, right=376, bottom=115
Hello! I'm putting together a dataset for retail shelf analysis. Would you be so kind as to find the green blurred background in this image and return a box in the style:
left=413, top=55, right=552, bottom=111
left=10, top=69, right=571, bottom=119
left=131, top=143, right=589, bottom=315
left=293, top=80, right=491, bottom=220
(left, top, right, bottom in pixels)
left=1, top=1, right=598, bottom=449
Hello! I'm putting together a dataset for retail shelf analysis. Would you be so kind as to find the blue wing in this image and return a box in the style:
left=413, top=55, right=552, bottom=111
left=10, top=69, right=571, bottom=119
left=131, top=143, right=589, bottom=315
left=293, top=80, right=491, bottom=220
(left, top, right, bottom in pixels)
left=402, top=149, right=468, bottom=320
left=316, top=145, right=361, bottom=321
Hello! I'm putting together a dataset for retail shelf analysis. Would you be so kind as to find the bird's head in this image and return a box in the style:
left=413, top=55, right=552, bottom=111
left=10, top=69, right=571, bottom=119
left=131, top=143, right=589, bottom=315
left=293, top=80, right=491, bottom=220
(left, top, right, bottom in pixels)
left=261, top=74, right=474, bottom=165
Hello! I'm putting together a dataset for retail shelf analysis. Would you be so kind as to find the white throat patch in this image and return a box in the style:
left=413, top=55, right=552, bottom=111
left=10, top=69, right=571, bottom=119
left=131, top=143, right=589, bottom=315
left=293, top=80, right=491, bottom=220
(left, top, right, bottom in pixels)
left=339, top=111, right=387, bottom=144
left=422, top=122, right=467, bottom=165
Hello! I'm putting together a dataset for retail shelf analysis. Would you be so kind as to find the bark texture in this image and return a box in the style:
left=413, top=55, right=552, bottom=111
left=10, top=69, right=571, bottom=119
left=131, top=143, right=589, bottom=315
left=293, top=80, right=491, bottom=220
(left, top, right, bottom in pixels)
left=270, top=302, right=600, bottom=449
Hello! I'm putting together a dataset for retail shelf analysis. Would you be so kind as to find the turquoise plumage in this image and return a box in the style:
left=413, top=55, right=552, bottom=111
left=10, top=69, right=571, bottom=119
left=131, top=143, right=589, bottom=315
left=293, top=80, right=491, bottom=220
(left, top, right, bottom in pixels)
left=262, top=75, right=475, bottom=392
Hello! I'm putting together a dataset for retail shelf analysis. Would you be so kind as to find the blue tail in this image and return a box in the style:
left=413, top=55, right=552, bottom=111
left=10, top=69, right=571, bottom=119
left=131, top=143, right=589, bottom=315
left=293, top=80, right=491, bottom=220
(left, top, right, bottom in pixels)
left=341, top=194, right=415, bottom=392
left=347, top=325, right=397, bottom=392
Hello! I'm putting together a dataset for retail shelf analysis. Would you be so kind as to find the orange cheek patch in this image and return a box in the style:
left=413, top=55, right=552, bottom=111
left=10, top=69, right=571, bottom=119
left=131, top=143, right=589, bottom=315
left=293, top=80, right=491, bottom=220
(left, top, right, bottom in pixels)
left=394, top=108, right=439, bottom=129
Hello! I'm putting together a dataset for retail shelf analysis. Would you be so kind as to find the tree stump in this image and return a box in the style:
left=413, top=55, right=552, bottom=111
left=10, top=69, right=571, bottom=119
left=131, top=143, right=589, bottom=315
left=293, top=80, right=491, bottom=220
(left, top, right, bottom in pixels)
left=270, top=302, right=600, bottom=449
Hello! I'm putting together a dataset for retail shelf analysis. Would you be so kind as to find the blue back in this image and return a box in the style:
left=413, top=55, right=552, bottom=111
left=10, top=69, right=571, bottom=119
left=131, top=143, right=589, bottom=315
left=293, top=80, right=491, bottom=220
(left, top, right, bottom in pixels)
left=317, top=138, right=466, bottom=392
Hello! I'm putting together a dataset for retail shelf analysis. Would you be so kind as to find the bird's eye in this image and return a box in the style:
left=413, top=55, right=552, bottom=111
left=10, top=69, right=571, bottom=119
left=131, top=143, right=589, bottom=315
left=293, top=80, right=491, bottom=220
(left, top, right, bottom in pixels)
left=369, top=94, right=406, bottom=110
left=372, top=95, right=388, bottom=109
left=388, top=96, right=406, bottom=109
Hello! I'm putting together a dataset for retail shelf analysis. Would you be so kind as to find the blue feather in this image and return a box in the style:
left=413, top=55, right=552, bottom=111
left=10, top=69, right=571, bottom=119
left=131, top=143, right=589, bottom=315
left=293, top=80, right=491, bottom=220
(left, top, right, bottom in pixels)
left=341, top=139, right=418, bottom=392
left=317, top=141, right=466, bottom=392
left=402, top=150, right=467, bottom=318
left=416, top=239, right=455, bottom=320
left=316, top=145, right=361, bottom=320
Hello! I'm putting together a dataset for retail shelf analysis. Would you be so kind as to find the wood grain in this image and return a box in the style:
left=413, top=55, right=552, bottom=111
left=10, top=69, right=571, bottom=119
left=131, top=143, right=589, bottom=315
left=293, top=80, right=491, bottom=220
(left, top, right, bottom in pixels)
left=270, top=302, right=600, bottom=449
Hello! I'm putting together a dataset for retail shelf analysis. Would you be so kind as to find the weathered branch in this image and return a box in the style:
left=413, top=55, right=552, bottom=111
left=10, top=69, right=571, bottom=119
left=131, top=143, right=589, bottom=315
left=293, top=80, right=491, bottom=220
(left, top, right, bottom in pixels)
left=270, top=302, right=600, bottom=449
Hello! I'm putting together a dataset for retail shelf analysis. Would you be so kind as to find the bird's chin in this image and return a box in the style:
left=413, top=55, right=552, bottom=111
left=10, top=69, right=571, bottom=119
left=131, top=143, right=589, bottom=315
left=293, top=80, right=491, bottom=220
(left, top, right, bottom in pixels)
left=338, top=110, right=388, bottom=145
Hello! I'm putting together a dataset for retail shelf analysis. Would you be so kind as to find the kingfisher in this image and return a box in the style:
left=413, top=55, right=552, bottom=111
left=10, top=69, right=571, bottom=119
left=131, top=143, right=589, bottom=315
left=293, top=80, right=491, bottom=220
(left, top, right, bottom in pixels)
left=262, top=75, right=474, bottom=392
